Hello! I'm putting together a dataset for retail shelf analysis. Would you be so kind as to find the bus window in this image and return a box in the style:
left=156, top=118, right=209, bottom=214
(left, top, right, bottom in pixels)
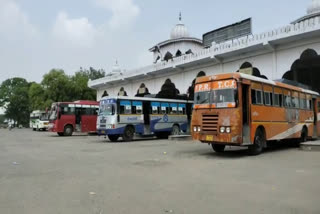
left=283, top=90, right=292, bottom=108
left=292, top=91, right=299, bottom=109
left=299, top=93, right=306, bottom=109
left=178, top=104, right=186, bottom=115
left=170, top=103, right=178, bottom=114
left=273, top=87, right=283, bottom=107
left=120, top=100, right=131, bottom=114
left=61, top=104, right=75, bottom=115
left=263, top=85, right=273, bottom=106
left=264, top=92, right=272, bottom=106
left=132, top=101, right=143, bottom=115
left=151, top=102, right=160, bottom=114
left=161, top=103, right=169, bottom=114
left=251, top=90, right=263, bottom=105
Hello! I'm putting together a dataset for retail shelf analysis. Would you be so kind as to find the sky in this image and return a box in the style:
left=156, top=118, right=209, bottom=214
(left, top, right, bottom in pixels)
left=0, top=0, right=311, bottom=84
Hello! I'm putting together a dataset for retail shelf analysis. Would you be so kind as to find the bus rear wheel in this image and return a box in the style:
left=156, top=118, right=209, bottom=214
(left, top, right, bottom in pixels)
left=123, top=126, right=134, bottom=142
left=108, top=135, right=119, bottom=142
left=212, top=144, right=225, bottom=153
left=248, top=128, right=265, bottom=156
left=64, top=125, right=73, bottom=137
left=171, top=125, right=180, bottom=136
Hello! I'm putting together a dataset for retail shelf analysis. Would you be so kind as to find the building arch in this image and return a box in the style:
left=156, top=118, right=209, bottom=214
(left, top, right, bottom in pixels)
left=156, top=78, right=180, bottom=99
left=136, top=83, right=150, bottom=97
left=185, top=49, right=193, bottom=55
left=282, top=48, right=320, bottom=92
left=176, top=50, right=182, bottom=57
left=237, top=62, right=267, bottom=79
left=101, top=90, right=109, bottom=98
left=164, top=52, right=173, bottom=61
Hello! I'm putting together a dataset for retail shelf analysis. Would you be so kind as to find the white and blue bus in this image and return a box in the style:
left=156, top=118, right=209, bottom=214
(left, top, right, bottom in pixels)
left=97, top=96, right=192, bottom=142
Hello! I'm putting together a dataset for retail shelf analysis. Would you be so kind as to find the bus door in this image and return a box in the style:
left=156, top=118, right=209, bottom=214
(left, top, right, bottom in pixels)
left=242, top=83, right=250, bottom=144
left=143, top=101, right=151, bottom=125
left=313, top=98, right=320, bottom=137
left=75, top=105, right=82, bottom=131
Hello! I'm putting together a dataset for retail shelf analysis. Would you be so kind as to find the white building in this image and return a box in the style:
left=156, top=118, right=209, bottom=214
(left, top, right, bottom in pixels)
left=89, top=0, right=320, bottom=100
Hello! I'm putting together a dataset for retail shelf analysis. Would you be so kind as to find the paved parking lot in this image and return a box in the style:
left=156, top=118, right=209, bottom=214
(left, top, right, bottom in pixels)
left=0, top=129, right=320, bottom=214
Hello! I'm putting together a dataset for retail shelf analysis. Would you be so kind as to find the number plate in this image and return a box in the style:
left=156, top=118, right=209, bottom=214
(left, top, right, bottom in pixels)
left=206, top=135, right=214, bottom=141
left=101, top=130, right=105, bottom=134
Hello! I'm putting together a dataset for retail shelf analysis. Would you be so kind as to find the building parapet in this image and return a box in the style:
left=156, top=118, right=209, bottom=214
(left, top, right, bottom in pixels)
left=89, top=16, right=320, bottom=89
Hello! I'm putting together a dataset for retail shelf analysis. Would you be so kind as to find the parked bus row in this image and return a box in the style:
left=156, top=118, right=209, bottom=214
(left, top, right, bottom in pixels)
left=43, top=72, right=320, bottom=155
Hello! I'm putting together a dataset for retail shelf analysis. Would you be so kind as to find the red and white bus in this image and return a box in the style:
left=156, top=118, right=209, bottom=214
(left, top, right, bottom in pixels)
left=48, top=100, right=99, bottom=136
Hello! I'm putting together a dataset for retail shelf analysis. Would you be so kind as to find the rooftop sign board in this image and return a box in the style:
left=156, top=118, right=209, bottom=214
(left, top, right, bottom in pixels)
left=203, top=18, right=252, bottom=47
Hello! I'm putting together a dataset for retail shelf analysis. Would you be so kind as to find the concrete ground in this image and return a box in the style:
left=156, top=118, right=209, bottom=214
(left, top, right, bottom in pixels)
left=0, top=129, right=320, bottom=214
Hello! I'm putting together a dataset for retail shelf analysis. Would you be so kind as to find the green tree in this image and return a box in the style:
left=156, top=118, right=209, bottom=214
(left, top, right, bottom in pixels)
left=0, top=78, right=30, bottom=126
left=80, top=67, right=105, bottom=80
left=29, top=82, right=46, bottom=110
left=71, top=71, right=96, bottom=100
left=42, top=69, right=72, bottom=103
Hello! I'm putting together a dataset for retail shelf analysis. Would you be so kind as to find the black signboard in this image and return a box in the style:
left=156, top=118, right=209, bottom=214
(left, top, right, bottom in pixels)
left=203, top=18, right=252, bottom=47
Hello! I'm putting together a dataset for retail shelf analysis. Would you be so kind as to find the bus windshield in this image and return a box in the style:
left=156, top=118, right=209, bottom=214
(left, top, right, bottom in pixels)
left=99, top=103, right=115, bottom=116
left=195, top=79, right=238, bottom=108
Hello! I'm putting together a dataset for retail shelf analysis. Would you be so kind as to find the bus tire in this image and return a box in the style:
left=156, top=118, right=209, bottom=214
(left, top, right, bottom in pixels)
left=64, top=125, right=73, bottom=136
left=33, top=128, right=36, bottom=131
left=171, top=125, right=180, bottom=136
left=58, top=132, right=64, bottom=136
left=212, top=144, right=225, bottom=153
left=123, top=126, right=134, bottom=142
left=248, top=128, right=265, bottom=156
left=108, top=135, right=119, bottom=142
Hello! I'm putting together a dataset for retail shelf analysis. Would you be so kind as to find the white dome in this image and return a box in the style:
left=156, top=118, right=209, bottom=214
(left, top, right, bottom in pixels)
left=307, top=0, right=320, bottom=14
left=170, top=13, right=190, bottom=39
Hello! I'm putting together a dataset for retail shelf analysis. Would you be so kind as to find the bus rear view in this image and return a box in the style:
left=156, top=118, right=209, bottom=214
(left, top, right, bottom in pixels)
left=191, top=74, right=243, bottom=152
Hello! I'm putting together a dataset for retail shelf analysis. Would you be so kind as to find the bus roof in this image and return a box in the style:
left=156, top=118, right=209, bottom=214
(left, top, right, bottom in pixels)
left=54, top=100, right=99, bottom=105
left=196, top=73, right=319, bottom=96
left=100, top=96, right=193, bottom=104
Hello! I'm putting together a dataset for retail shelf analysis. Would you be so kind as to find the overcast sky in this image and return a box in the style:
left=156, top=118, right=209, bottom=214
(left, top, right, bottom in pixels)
left=0, top=0, right=311, bottom=84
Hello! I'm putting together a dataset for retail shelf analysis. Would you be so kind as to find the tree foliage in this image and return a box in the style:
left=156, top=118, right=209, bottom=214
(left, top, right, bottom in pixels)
left=0, top=66, right=103, bottom=126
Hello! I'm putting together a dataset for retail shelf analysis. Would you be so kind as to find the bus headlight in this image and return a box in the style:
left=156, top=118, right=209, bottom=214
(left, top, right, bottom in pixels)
left=193, top=126, right=197, bottom=132
left=226, top=127, right=231, bottom=133
left=220, top=127, right=226, bottom=133
left=197, top=127, right=201, bottom=132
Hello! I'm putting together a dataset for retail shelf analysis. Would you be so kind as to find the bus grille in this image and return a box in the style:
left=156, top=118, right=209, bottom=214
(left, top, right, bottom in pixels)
left=202, top=114, right=219, bottom=132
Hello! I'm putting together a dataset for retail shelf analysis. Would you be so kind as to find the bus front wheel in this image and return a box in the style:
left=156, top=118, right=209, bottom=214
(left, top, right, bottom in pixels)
left=212, top=144, right=225, bottom=153
left=64, top=125, right=73, bottom=137
left=248, top=128, right=265, bottom=156
left=123, top=126, right=134, bottom=142
left=108, top=135, right=119, bottom=142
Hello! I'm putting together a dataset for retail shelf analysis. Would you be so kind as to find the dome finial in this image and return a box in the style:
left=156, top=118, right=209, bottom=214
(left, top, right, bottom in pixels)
left=179, top=12, right=182, bottom=22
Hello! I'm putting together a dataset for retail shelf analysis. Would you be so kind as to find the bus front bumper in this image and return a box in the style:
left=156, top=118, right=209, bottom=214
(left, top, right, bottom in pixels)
left=193, top=132, right=243, bottom=146
left=97, top=128, right=124, bottom=136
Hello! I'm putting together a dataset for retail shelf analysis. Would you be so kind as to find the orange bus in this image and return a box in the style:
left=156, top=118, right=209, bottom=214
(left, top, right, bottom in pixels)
left=191, top=72, right=320, bottom=155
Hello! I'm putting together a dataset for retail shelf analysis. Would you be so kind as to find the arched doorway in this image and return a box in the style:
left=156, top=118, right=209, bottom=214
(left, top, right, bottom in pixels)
left=156, top=79, right=180, bottom=99
left=135, top=83, right=150, bottom=97
left=282, top=49, right=320, bottom=92
left=101, top=90, right=109, bottom=98
left=118, top=87, right=128, bottom=96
